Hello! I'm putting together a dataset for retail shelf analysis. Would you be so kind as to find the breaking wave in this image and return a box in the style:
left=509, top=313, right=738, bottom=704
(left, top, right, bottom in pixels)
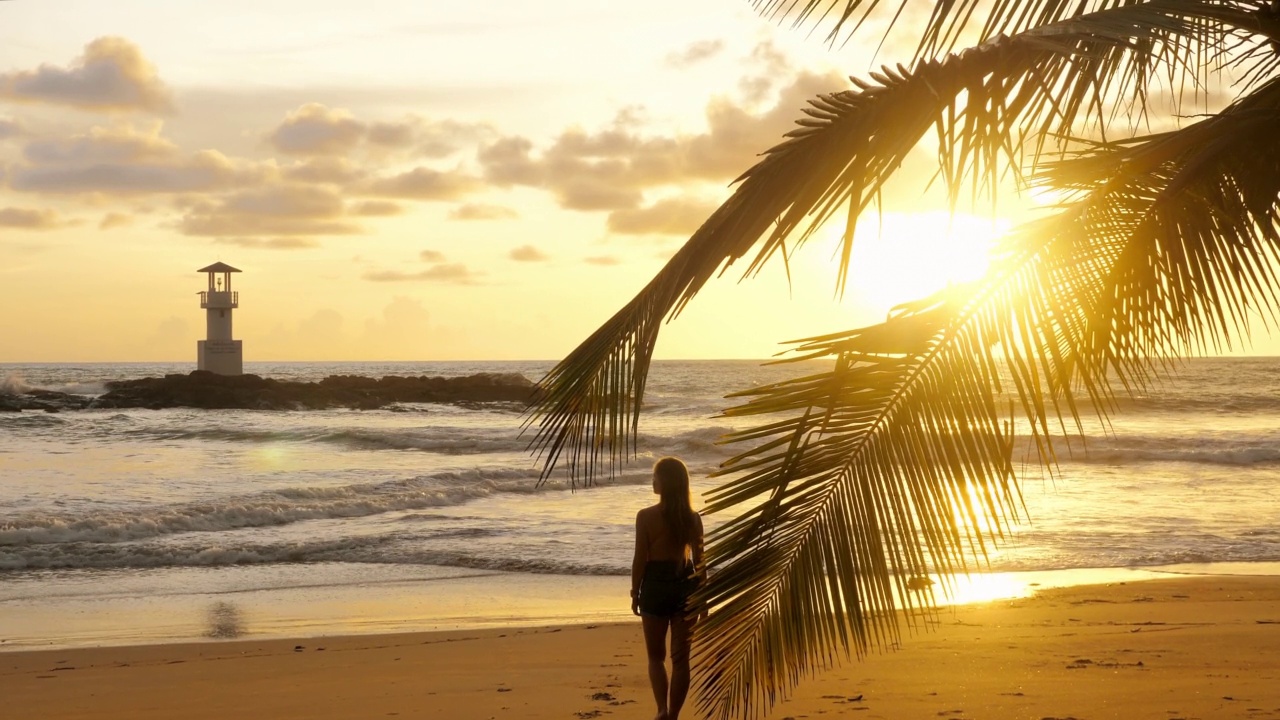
left=0, top=468, right=576, bottom=546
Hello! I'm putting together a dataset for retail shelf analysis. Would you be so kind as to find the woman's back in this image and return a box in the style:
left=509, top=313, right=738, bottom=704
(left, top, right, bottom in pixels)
left=638, top=504, right=701, bottom=566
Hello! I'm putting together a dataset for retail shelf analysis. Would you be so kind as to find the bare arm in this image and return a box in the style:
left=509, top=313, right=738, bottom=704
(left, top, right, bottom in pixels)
left=630, top=510, right=648, bottom=614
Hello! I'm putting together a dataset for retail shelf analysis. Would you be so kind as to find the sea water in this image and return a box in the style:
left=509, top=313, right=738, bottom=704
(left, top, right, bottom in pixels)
left=1, top=358, right=1278, bottom=648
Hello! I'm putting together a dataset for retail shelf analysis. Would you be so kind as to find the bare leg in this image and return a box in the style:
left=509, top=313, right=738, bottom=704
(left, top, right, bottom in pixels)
left=641, top=615, right=670, bottom=719
left=668, top=614, right=692, bottom=719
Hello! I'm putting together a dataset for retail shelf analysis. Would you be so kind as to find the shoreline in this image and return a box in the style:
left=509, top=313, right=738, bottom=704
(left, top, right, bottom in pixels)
left=4, top=560, right=1278, bottom=653
left=4, top=573, right=1279, bottom=719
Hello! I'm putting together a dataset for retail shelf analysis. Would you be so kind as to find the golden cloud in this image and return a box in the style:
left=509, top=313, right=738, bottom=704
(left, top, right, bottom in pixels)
left=269, top=103, right=493, bottom=158
left=282, top=157, right=367, bottom=185
left=665, top=39, right=726, bottom=68
left=11, top=129, right=263, bottom=196
left=363, top=166, right=483, bottom=200
left=268, top=104, right=365, bottom=156
left=98, top=212, right=133, bottom=230
left=0, top=206, right=63, bottom=230
left=448, top=203, right=518, bottom=221
left=509, top=244, right=550, bottom=262
left=349, top=200, right=403, bottom=217
left=0, top=37, right=172, bottom=113
left=477, top=70, right=847, bottom=212
left=213, top=237, right=322, bottom=250
left=606, top=196, right=721, bottom=236
left=0, top=117, right=21, bottom=140
left=363, top=263, right=481, bottom=284
left=180, top=184, right=360, bottom=237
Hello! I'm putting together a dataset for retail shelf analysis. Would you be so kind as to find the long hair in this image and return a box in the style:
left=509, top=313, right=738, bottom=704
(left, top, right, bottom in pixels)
left=654, top=456, right=695, bottom=552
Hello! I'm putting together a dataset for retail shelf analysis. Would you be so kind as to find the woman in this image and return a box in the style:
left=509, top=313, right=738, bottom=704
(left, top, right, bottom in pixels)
left=631, top=456, right=704, bottom=720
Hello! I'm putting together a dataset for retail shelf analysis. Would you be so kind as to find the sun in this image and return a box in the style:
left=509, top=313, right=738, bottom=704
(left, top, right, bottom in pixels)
left=833, top=211, right=1008, bottom=316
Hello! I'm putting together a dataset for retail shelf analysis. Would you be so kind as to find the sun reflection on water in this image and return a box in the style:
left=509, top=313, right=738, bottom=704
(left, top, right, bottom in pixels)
left=928, top=572, right=1036, bottom=605
left=249, top=443, right=296, bottom=471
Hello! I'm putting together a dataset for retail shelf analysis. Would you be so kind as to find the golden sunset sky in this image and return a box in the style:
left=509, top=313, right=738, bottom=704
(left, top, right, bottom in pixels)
left=1, top=1, right=1255, bottom=361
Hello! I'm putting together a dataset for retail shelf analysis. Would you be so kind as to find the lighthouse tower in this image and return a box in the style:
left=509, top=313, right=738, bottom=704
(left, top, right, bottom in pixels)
left=196, top=262, right=244, bottom=375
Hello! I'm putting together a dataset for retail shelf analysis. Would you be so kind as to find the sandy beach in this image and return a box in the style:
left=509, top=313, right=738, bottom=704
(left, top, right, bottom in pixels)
left=4, top=574, right=1278, bottom=720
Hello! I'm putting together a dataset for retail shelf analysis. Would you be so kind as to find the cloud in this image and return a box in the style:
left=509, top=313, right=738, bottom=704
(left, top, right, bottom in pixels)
left=24, top=123, right=178, bottom=165
left=749, top=40, right=791, bottom=76
left=278, top=157, right=365, bottom=185
left=268, top=103, right=365, bottom=156
left=509, top=244, right=550, bottom=262
left=477, top=69, right=846, bottom=212
left=419, top=249, right=446, bottom=263
left=99, top=212, right=133, bottom=230
left=363, top=263, right=480, bottom=284
left=0, top=206, right=63, bottom=230
left=666, top=40, right=726, bottom=68
left=559, top=180, right=643, bottom=211
left=585, top=255, right=621, bottom=266
left=349, top=200, right=403, bottom=217
left=370, top=117, right=495, bottom=157
left=0, top=118, right=21, bottom=140
left=448, top=202, right=518, bottom=221
left=606, top=196, right=719, bottom=236
left=180, top=184, right=360, bottom=237
left=9, top=124, right=265, bottom=196
left=363, top=166, right=483, bottom=200
left=268, top=103, right=493, bottom=158
left=738, top=41, right=795, bottom=104
left=479, top=137, right=542, bottom=185
left=10, top=151, right=252, bottom=195
left=365, top=120, right=416, bottom=148
left=0, top=37, right=172, bottom=113
left=213, top=237, right=321, bottom=249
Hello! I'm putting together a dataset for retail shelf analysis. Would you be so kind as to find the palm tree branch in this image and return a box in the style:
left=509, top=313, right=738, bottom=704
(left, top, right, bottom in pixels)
left=691, top=76, right=1280, bottom=719
left=752, top=0, right=1280, bottom=65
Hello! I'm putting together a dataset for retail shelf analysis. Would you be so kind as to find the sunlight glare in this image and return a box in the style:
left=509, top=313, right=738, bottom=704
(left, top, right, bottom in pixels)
left=250, top=443, right=295, bottom=471
left=834, top=212, right=1009, bottom=315
left=935, top=572, right=1034, bottom=605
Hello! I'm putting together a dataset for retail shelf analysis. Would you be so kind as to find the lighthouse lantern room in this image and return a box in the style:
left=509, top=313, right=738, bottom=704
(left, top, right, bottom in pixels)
left=197, top=262, right=244, bottom=375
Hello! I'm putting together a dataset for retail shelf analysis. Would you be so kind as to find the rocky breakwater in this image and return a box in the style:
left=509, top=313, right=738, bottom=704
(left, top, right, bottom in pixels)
left=0, top=371, right=541, bottom=412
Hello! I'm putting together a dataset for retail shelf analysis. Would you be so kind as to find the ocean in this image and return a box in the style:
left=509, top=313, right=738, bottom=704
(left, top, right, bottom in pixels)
left=2, top=358, right=1278, bottom=649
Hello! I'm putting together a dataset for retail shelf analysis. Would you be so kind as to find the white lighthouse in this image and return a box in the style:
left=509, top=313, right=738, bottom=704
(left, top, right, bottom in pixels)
left=196, top=262, right=244, bottom=375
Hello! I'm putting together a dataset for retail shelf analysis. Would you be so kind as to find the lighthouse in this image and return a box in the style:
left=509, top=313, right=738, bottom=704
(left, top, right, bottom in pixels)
left=196, top=262, right=244, bottom=375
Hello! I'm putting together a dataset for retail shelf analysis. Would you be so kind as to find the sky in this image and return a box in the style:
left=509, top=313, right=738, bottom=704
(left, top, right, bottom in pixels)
left=0, top=1, right=1263, bottom=362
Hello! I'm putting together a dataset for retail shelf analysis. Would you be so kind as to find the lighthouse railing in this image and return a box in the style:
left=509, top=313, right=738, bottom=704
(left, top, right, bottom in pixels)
left=199, top=291, right=239, bottom=309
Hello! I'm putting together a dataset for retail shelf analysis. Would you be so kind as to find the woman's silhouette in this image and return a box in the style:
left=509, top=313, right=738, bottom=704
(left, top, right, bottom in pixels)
left=631, top=456, right=704, bottom=720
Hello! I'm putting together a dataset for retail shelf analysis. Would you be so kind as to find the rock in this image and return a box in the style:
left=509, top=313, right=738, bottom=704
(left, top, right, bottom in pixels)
left=86, top=371, right=540, bottom=411
left=0, top=389, right=92, bottom=412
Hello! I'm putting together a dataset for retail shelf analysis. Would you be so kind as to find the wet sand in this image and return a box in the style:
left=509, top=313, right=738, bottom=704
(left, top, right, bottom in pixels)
left=3, top=575, right=1278, bottom=719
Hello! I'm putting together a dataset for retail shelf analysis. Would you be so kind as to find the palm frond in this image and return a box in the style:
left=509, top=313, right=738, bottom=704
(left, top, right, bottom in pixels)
left=752, top=0, right=1280, bottom=64
left=690, top=74, right=1280, bottom=720
left=524, top=0, right=1279, bottom=486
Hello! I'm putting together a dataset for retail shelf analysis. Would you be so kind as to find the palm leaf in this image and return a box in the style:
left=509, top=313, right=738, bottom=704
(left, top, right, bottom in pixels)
left=524, top=0, right=1279, bottom=486
left=751, top=0, right=1280, bottom=62
left=690, top=73, right=1280, bottom=720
